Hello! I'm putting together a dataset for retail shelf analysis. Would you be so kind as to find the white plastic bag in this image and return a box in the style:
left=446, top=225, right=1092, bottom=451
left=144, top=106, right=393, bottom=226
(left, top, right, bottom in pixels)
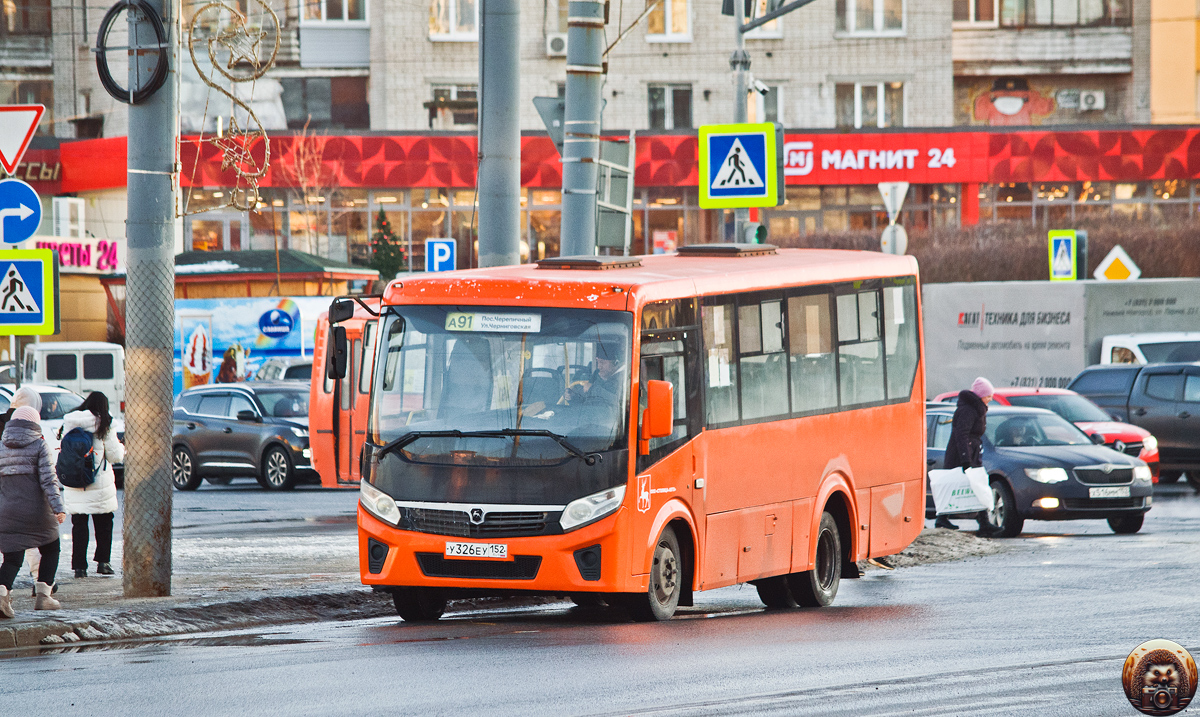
left=965, top=466, right=994, bottom=512
left=929, top=467, right=985, bottom=515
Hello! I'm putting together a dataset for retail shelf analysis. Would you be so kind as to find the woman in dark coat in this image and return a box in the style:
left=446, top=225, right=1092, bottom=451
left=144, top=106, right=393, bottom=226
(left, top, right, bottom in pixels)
left=0, top=404, right=65, bottom=616
left=937, top=377, right=999, bottom=535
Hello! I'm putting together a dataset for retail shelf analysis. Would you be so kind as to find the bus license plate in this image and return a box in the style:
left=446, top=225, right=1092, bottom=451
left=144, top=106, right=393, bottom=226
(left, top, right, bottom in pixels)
left=1089, top=486, right=1131, bottom=499
left=445, top=542, right=508, bottom=560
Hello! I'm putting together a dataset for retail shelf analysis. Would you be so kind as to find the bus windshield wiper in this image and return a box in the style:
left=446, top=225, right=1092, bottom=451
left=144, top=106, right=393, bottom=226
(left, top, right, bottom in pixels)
left=377, top=429, right=603, bottom=465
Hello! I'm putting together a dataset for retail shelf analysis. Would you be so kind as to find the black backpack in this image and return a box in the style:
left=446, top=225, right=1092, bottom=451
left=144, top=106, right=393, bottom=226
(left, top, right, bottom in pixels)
left=56, top=427, right=103, bottom=489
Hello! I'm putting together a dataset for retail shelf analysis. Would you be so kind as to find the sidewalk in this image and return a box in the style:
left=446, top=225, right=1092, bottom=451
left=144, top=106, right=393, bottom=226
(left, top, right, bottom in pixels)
left=0, top=517, right=393, bottom=650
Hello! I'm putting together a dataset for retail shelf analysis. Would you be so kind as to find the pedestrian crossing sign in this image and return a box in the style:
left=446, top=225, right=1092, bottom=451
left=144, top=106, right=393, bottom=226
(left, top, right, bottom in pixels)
left=699, top=123, right=778, bottom=209
left=1048, top=230, right=1078, bottom=281
left=0, top=248, right=58, bottom=335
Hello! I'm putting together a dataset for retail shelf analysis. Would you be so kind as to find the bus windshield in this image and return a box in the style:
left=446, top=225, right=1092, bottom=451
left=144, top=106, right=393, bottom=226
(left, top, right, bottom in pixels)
left=371, top=305, right=633, bottom=469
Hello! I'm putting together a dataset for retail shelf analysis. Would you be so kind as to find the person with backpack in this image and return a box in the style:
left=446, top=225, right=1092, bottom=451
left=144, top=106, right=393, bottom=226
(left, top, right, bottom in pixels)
left=60, top=392, right=124, bottom=579
left=0, top=403, right=64, bottom=614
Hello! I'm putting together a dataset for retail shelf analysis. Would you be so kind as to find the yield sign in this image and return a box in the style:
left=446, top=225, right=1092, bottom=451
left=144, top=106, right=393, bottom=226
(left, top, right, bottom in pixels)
left=0, top=105, right=44, bottom=174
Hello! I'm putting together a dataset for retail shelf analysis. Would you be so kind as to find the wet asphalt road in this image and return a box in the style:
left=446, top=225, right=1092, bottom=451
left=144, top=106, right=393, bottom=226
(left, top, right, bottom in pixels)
left=4, top=481, right=1200, bottom=716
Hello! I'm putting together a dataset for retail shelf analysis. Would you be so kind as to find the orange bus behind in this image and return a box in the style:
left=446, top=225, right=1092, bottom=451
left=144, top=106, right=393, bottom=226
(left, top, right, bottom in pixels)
left=338, top=246, right=925, bottom=620
left=310, top=297, right=379, bottom=488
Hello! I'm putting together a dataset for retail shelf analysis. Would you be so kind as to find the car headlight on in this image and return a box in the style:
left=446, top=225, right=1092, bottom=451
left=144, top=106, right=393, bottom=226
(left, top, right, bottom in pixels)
left=560, top=485, right=626, bottom=532
left=360, top=479, right=400, bottom=526
left=290, top=426, right=308, bottom=438
left=1025, top=467, right=1069, bottom=484
left=1133, top=465, right=1153, bottom=484
left=1142, top=435, right=1157, bottom=453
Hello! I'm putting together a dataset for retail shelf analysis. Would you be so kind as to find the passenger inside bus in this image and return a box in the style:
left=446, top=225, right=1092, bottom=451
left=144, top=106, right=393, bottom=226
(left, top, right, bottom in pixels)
left=571, top=333, right=627, bottom=410
left=438, top=337, right=494, bottom=419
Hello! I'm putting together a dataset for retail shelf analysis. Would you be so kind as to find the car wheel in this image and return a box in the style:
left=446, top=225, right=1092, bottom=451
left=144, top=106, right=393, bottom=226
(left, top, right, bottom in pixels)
left=1158, top=470, right=1182, bottom=484
left=988, top=479, right=1024, bottom=538
left=172, top=447, right=201, bottom=491
left=1108, top=513, right=1144, bottom=534
left=259, top=446, right=296, bottom=491
left=624, top=526, right=682, bottom=622
left=788, top=511, right=842, bottom=607
left=392, top=588, right=447, bottom=621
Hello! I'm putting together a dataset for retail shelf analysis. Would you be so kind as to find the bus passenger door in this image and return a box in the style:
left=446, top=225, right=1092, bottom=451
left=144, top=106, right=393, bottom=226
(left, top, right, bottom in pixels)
left=348, top=322, right=376, bottom=484
left=310, top=320, right=335, bottom=483
left=634, top=329, right=702, bottom=571
left=337, top=331, right=361, bottom=484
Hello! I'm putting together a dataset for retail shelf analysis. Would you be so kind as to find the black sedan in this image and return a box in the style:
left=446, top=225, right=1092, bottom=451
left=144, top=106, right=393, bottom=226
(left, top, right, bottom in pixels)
left=925, top=404, right=1153, bottom=536
left=171, top=382, right=317, bottom=491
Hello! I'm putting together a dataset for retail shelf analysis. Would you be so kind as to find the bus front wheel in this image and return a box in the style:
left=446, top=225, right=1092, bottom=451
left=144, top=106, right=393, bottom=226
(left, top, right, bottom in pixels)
left=788, top=511, right=841, bottom=608
left=392, top=588, right=446, bottom=622
left=626, top=526, right=682, bottom=622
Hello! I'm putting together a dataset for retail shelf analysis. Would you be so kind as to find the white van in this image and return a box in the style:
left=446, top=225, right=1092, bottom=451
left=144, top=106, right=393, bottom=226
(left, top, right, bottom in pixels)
left=1101, top=332, right=1200, bottom=365
left=23, top=341, right=126, bottom=415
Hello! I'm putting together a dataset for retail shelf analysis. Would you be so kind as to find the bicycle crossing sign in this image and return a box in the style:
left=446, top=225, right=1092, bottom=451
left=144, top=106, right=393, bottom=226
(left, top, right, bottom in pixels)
left=699, top=123, right=779, bottom=209
left=0, top=248, right=58, bottom=335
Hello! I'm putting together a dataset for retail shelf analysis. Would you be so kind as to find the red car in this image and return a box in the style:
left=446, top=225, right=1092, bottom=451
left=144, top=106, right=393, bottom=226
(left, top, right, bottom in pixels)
left=932, top=387, right=1161, bottom=479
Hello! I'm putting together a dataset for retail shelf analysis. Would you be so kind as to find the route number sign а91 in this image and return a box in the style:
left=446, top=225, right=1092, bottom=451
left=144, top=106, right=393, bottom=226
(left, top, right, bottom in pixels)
left=445, top=312, right=542, bottom=333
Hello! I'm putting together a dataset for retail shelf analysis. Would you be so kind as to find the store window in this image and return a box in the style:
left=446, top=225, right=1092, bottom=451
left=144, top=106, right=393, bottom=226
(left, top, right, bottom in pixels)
left=835, top=0, right=903, bottom=33
left=429, top=85, right=478, bottom=129
left=953, top=0, right=995, bottom=23
left=647, top=0, right=690, bottom=40
left=999, top=0, right=1130, bottom=26
left=431, top=0, right=478, bottom=39
left=745, top=0, right=781, bottom=36
left=648, top=85, right=693, bottom=129
left=835, top=82, right=903, bottom=129
left=2, top=0, right=50, bottom=35
left=303, top=0, right=366, bottom=21
left=281, top=77, right=369, bottom=130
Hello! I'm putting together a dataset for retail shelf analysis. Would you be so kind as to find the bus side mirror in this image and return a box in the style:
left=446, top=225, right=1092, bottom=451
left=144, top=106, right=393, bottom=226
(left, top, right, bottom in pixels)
left=328, top=299, right=355, bottom=324
left=640, top=380, right=674, bottom=454
left=327, top=326, right=348, bottom=380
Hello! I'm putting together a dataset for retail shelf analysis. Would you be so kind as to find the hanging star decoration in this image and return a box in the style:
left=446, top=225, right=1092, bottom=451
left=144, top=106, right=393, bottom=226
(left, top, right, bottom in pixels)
left=214, top=15, right=266, bottom=73
left=183, top=0, right=279, bottom=217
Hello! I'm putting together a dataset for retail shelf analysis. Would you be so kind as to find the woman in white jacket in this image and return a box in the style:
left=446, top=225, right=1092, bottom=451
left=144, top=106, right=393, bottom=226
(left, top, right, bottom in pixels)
left=61, top=393, right=124, bottom=578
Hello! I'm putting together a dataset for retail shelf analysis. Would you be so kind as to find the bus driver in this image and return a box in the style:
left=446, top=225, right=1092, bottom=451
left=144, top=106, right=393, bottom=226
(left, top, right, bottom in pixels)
left=570, top=334, right=626, bottom=410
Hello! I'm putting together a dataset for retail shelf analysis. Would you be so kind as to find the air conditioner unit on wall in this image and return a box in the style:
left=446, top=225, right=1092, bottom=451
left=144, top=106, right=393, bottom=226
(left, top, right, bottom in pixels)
left=546, top=33, right=567, bottom=57
left=1079, top=90, right=1106, bottom=111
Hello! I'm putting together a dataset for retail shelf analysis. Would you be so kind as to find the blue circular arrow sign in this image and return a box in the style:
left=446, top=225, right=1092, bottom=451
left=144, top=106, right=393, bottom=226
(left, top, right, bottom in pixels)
left=0, top=179, right=41, bottom=245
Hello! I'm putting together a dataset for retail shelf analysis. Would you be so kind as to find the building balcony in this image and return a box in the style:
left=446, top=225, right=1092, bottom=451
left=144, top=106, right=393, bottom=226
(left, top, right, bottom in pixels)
left=953, top=26, right=1132, bottom=75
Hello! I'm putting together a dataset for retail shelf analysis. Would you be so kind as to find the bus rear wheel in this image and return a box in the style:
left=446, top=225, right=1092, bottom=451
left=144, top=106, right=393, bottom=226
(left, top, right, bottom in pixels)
left=625, top=526, right=682, bottom=622
left=788, top=511, right=841, bottom=608
left=392, top=588, right=446, bottom=622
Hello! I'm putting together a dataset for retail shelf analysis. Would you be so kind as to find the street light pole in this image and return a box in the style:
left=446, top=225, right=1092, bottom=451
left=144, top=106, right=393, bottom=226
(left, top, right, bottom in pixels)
left=730, top=0, right=750, bottom=242
left=559, top=0, right=606, bottom=257
left=123, top=0, right=178, bottom=597
left=477, top=0, right=521, bottom=267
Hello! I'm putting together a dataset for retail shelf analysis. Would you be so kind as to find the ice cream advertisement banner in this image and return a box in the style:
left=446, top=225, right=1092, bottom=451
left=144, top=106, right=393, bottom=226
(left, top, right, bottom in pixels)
left=173, top=296, right=334, bottom=394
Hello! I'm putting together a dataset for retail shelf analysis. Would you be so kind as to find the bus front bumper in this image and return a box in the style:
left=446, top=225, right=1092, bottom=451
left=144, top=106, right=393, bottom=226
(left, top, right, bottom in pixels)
left=358, top=504, right=638, bottom=595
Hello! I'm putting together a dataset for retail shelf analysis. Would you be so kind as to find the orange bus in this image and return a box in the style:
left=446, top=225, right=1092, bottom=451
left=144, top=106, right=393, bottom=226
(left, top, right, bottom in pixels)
left=311, top=296, right=380, bottom=488
left=332, top=244, right=925, bottom=621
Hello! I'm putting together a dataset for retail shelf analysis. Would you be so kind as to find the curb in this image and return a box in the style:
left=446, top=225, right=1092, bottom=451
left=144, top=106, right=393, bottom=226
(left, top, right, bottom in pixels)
left=0, top=589, right=395, bottom=650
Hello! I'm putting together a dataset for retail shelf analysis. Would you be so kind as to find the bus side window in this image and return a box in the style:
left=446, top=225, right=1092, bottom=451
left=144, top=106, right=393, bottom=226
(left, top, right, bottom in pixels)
left=640, top=338, right=690, bottom=467
left=788, top=292, right=837, bottom=414
left=359, top=323, right=375, bottom=394
left=836, top=289, right=886, bottom=407
left=738, top=298, right=788, bottom=421
left=703, top=301, right=739, bottom=425
left=883, top=281, right=919, bottom=400
left=323, top=330, right=335, bottom=394
left=342, top=339, right=359, bottom=410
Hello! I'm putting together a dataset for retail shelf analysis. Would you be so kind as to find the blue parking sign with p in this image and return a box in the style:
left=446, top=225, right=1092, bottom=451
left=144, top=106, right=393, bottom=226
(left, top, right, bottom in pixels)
left=425, top=238, right=456, bottom=273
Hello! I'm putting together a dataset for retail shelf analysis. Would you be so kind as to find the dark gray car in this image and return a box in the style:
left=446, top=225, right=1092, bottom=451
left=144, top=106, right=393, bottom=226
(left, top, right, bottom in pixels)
left=925, top=404, right=1153, bottom=536
left=171, top=382, right=316, bottom=491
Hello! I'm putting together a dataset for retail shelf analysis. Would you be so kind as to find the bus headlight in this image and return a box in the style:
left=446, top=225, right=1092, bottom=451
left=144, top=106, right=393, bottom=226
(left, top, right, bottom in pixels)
left=1025, top=467, right=1069, bottom=484
left=560, top=485, right=626, bottom=532
left=360, top=479, right=400, bottom=526
left=1142, top=435, right=1158, bottom=453
left=1133, top=465, right=1153, bottom=484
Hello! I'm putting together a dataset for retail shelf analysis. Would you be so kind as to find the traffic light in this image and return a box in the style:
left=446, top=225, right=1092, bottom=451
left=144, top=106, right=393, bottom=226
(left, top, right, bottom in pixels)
left=744, top=222, right=767, bottom=244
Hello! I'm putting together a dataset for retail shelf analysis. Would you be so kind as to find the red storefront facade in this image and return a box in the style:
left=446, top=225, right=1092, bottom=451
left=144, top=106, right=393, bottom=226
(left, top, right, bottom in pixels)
left=34, top=126, right=1200, bottom=269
